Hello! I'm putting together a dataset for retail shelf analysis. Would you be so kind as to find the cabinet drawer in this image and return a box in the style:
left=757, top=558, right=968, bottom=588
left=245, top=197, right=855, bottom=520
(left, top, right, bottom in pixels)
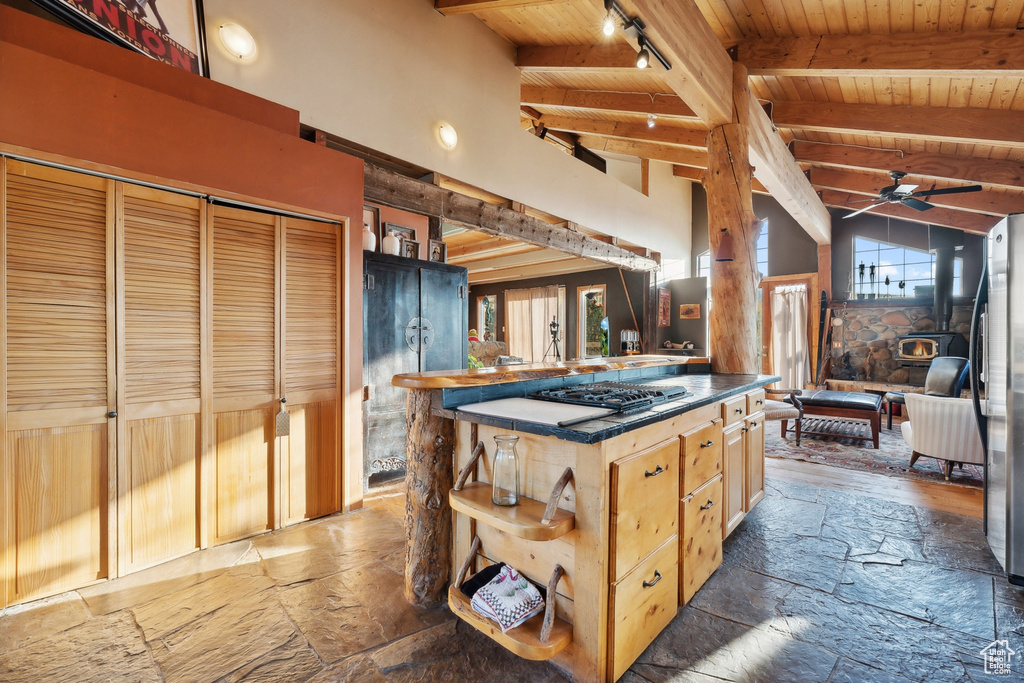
left=608, top=536, right=678, bottom=682
left=610, top=438, right=679, bottom=581
left=746, top=389, right=766, bottom=415
left=722, top=395, right=747, bottom=427
left=680, top=474, right=723, bottom=604
left=681, top=420, right=723, bottom=496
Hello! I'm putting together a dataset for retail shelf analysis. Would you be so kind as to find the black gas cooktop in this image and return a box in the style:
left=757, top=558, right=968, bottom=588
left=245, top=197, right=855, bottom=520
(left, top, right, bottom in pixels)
left=530, top=381, right=690, bottom=415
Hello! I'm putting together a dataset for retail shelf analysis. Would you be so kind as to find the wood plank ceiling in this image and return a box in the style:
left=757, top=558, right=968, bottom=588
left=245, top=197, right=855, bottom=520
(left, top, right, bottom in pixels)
left=437, top=0, right=1024, bottom=245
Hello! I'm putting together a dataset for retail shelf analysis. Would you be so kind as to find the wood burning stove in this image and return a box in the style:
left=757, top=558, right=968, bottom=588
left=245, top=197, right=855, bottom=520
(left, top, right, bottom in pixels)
left=896, top=332, right=968, bottom=367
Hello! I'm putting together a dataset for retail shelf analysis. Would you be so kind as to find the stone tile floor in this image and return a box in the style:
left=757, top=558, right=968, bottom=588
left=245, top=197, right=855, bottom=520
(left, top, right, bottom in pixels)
left=1, top=478, right=1021, bottom=682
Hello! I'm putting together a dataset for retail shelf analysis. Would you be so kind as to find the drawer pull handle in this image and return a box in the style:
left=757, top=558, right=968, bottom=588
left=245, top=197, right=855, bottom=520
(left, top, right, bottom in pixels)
left=741, top=427, right=749, bottom=433
left=700, top=440, right=715, bottom=448
left=756, top=399, right=764, bottom=405
left=642, top=570, right=663, bottom=588
left=700, top=499, right=715, bottom=510
left=644, top=465, right=665, bottom=478
left=735, top=408, right=743, bottom=414
left=750, top=420, right=757, bottom=427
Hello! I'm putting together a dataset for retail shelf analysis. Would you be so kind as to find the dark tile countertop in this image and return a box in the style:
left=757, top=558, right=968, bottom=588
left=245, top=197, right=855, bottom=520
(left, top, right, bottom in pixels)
left=439, top=372, right=780, bottom=444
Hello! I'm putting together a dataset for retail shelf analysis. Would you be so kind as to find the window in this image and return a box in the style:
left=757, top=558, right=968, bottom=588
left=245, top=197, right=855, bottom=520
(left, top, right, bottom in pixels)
left=504, top=285, right=565, bottom=362
left=577, top=285, right=608, bottom=358
left=476, top=295, right=496, bottom=341
left=696, top=251, right=711, bottom=279
left=852, top=237, right=962, bottom=299
left=756, top=222, right=769, bottom=279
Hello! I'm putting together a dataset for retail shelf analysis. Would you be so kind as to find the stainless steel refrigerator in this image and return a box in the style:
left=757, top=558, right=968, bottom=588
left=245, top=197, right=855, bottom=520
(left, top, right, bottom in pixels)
left=971, top=213, right=1024, bottom=585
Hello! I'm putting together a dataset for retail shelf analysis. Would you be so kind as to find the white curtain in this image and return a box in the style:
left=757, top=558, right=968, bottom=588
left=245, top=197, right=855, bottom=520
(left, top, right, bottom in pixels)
left=771, top=285, right=810, bottom=389
left=505, top=286, right=562, bottom=362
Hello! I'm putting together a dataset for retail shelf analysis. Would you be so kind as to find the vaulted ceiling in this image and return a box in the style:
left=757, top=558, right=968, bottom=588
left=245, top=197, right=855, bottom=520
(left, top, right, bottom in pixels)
left=437, top=0, right=1024, bottom=246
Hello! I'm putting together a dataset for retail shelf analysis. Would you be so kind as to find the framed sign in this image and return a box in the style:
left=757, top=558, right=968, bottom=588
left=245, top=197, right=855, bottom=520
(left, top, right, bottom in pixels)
left=31, top=0, right=209, bottom=75
left=657, top=288, right=670, bottom=327
left=679, top=303, right=701, bottom=319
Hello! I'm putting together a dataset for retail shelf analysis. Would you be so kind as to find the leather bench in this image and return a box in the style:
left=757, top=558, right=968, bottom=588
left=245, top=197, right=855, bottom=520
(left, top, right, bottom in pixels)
left=787, top=390, right=883, bottom=448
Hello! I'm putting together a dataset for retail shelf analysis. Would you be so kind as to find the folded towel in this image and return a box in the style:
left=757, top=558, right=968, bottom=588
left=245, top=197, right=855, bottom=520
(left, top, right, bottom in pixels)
left=470, top=565, right=544, bottom=633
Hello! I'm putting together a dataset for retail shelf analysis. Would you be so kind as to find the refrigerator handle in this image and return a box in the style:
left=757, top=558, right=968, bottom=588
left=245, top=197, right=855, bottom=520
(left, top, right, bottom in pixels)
left=969, top=259, right=989, bottom=533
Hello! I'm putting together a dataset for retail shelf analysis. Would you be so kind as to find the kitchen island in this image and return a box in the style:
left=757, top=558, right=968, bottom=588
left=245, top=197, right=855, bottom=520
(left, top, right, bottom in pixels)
left=392, top=357, right=777, bottom=682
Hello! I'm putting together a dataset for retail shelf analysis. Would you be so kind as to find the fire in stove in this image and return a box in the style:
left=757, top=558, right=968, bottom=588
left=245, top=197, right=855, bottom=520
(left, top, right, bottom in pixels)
left=899, top=339, right=937, bottom=359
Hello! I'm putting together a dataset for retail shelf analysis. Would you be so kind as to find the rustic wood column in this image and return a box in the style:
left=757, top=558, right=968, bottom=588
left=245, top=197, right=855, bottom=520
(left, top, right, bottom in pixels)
left=404, top=388, right=455, bottom=607
left=705, top=63, right=760, bottom=374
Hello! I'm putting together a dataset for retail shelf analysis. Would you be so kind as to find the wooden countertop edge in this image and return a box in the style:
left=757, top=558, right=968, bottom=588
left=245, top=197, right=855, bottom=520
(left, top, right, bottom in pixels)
left=391, top=356, right=711, bottom=389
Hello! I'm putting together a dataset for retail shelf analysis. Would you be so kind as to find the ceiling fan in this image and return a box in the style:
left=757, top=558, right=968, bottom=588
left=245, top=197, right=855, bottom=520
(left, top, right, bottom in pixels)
left=841, top=171, right=982, bottom=219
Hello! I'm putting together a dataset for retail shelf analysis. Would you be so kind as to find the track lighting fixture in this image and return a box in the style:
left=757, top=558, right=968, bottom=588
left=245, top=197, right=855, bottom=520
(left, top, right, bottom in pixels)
left=635, top=36, right=650, bottom=69
left=647, top=113, right=657, bottom=128
left=602, top=12, right=616, bottom=36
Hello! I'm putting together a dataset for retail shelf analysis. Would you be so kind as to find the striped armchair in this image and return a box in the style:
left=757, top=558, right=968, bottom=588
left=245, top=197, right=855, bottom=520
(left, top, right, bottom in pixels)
left=900, top=393, right=984, bottom=480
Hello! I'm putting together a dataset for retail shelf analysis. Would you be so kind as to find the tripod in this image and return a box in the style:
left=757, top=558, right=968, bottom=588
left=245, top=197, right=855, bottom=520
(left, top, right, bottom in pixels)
left=543, top=317, right=562, bottom=362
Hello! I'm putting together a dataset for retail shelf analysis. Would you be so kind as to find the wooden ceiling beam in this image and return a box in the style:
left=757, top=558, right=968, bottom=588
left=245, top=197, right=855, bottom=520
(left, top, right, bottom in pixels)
left=673, top=165, right=770, bottom=194
left=737, top=29, right=1024, bottom=77
left=435, top=0, right=567, bottom=15
left=456, top=247, right=579, bottom=270
left=807, top=167, right=1019, bottom=217
left=791, top=141, right=1024, bottom=192
left=774, top=101, right=1024, bottom=146
left=540, top=114, right=707, bottom=148
left=364, top=162, right=659, bottom=272
left=521, top=85, right=697, bottom=119
left=516, top=44, right=646, bottom=71
left=468, top=258, right=609, bottom=285
left=819, top=190, right=1000, bottom=234
left=577, top=136, right=708, bottom=167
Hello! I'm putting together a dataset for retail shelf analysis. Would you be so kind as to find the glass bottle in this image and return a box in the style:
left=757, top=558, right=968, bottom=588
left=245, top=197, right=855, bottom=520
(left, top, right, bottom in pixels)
left=491, top=435, right=520, bottom=506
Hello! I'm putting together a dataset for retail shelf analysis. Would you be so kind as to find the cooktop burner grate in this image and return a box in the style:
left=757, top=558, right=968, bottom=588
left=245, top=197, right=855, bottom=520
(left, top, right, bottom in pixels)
left=530, top=381, right=689, bottom=415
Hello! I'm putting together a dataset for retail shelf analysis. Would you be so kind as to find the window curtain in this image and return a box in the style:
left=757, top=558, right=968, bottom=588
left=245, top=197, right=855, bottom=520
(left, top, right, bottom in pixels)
left=770, top=285, right=810, bottom=389
left=505, top=285, right=562, bottom=362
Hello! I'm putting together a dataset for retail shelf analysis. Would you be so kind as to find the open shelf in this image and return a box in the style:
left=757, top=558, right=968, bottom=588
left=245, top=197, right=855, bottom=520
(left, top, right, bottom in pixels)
left=447, top=584, right=572, bottom=661
left=449, top=482, right=575, bottom=541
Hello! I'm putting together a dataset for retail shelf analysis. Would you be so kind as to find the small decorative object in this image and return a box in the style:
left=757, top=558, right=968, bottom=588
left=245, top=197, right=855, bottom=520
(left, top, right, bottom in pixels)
left=402, top=238, right=420, bottom=259
left=382, top=229, right=401, bottom=255
left=657, top=288, right=670, bottom=327
left=429, top=239, right=446, bottom=263
left=362, top=221, right=376, bottom=251
left=679, top=303, right=700, bottom=319
left=491, top=434, right=520, bottom=506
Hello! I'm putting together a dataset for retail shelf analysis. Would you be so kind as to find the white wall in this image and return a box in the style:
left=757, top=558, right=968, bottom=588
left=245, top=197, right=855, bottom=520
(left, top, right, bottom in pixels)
left=203, top=0, right=692, bottom=259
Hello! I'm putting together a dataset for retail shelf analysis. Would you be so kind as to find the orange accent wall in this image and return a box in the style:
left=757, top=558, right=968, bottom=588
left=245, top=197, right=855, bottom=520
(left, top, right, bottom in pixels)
left=0, top=4, right=367, bottom=509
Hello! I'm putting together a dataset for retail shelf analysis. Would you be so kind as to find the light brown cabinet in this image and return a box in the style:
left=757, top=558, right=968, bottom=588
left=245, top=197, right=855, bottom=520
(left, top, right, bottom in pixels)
left=680, top=474, right=723, bottom=603
left=722, top=390, right=767, bottom=541
left=745, top=414, right=765, bottom=511
left=722, top=421, right=746, bottom=537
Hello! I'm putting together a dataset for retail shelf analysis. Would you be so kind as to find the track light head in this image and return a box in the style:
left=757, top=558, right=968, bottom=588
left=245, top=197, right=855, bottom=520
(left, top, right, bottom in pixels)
left=636, top=36, right=650, bottom=69
left=647, top=113, right=657, bottom=128
left=602, top=12, right=616, bottom=36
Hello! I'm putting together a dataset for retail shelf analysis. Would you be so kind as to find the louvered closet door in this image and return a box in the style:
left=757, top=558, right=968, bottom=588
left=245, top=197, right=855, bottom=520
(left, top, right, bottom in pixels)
left=2, top=160, right=115, bottom=605
left=280, top=218, right=340, bottom=526
left=117, top=184, right=203, bottom=572
left=209, top=205, right=278, bottom=545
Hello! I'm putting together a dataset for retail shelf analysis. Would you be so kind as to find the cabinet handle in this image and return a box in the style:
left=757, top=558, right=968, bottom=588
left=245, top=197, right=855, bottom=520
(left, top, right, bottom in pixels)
left=750, top=420, right=757, bottom=427
left=700, top=440, right=715, bottom=448
left=107, top=411, right=117, bottom=419
left=741, top=427, right=748, bottom=433
left=735, top=408, right=743, bottom=414
left=642, top=570, right=663, bottom=588
left=700, top=499, right=715, bottom=510
left=756, top=399, right=764, bottom=405
left=644, top=465, right=665, bottom=478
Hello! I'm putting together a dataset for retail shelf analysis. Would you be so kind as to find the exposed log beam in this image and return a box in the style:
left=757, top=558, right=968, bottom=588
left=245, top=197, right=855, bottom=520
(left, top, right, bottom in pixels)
left=737, top=66, right=831, bottom=245
left=516, top=44, right=647, bottom=71
left=791, top=141, right=1024, bottom=192
left=540, top=114, right=707, bottom=148
left=820, top=190, right=1001, bottom=234
left=435, top=0, right=566, bottom=15
left=738, top=29, right=1024, bottom=77
left=577, top=136, right=708, bottom=167
left=364, top=162, right=659, bottom=272
left=632, top=0, right=734, bottom=127
left=807, top=167, right=1019, bottom=217
left=520, top=85, right=697, bottom=119
left=774, top=101, right=1024, bottom=146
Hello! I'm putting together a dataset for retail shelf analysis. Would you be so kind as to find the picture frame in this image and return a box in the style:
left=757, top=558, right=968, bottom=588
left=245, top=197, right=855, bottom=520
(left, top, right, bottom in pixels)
left=402, top=238, right=420, bottom=260
left=679, top=303, right=701, bottom=319
left=362, top=205, right=381, bottom=248
left=429, top=239, right=446, bottom=263
left=657, top=288, right=670, bottom=327
left=31, top=0, right=210, bottom=76
left=383, top=223, right=415, bottom=250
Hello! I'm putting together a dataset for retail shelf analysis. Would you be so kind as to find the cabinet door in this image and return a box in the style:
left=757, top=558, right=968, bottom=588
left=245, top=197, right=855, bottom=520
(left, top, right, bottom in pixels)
left=209, top=205, right=278, bottom=545
left=117, top=184, right=203, bottom=572
left=680, top=474, right=723, bottom=604
left=419, top=266, right=467, bottom=372
left=281, top=218, right=340, bottom=525
left=745, top=414, right=765, bottom=511
left=722, top=422, right=745, bottom=538
left=3, top=160, right=115, bottom=604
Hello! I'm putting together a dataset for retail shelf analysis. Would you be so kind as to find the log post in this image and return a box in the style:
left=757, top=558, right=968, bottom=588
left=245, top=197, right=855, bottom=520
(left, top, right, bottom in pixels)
left=404, top=388, right=455, bottom=607
left=705, top=62, right=760, bottom=374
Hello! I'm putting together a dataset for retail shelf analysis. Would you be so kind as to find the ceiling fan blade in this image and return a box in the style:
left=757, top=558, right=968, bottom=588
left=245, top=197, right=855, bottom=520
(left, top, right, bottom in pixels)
left=901, top=197, right=934, bottom=211
left=911, top=185, right=982, bottom=197
left=842, top=202, right=885, bottom=218
left=847, top=197, right=880, bottom=204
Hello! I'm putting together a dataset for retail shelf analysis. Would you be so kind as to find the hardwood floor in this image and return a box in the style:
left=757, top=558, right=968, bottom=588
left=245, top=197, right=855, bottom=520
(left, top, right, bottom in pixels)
left=766, top=456, right=984, bottom=519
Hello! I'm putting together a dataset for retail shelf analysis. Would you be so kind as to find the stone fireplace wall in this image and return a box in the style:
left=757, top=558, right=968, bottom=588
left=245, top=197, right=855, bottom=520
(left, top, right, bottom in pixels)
left=835, top=304, right=972, bottom=384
